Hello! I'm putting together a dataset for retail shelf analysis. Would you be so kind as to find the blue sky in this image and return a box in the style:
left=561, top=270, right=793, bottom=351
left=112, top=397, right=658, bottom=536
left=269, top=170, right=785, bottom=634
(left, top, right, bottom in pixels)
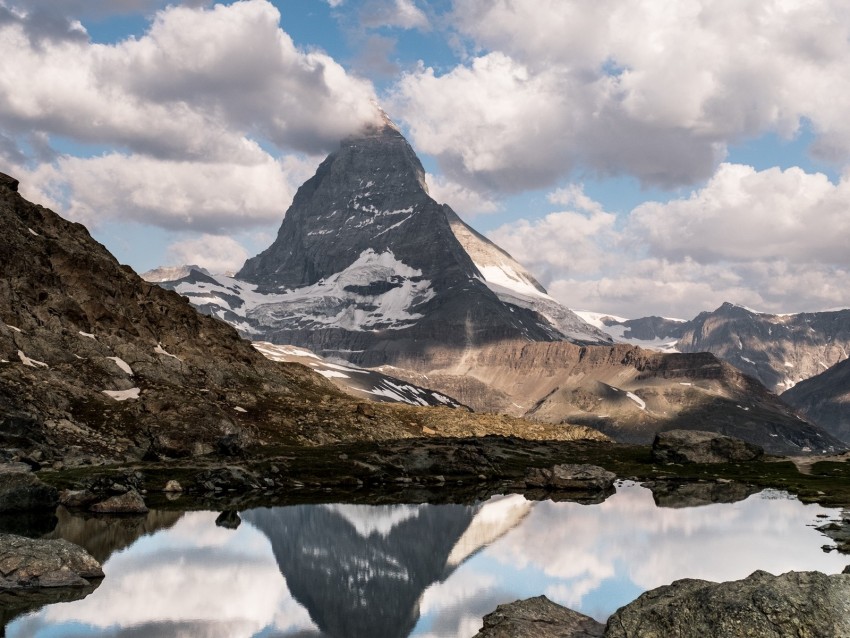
left=1, top=0, right=849, bottom=317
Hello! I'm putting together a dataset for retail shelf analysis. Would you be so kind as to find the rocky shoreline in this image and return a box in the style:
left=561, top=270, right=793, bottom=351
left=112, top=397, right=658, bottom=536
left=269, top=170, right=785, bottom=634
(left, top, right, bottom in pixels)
left=3, top=433, right=850, bottom=634
left=475, top=570, right=850, bottom=637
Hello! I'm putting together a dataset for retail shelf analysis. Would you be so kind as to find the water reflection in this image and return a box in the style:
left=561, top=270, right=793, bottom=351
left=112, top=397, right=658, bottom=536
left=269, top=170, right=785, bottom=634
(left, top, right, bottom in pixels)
left=6, top=484, right=848, bottom=638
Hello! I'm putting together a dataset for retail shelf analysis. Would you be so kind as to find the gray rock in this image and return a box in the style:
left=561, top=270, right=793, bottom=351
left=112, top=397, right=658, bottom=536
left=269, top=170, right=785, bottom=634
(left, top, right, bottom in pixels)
left=473, top=595, right=604, bottom=638
left=605, top=570, right=850, bottom=637
left=89, top=489, right=148, bottom=514
left=652, top=429, right=763, bottom=464
left=59, top=489, right=98, bottom=508
left=525, top=464, right=616, bottom=491
left=0, top=463, right=58, bottom=512
left=0, top=533, right=102, bottom=588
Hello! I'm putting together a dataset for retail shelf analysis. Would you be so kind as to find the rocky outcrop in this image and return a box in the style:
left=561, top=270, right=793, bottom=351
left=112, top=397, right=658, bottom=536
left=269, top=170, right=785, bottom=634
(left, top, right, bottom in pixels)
left=0, top=534, right=103, bottom=589
left=605, top=570, right=850, bottom=637
left=651, top=430, right=764, bottom=464
left=474, top=595, right=604, bottom=638
left=480, top=571, right=850, bottom=638
left=0, top=463, right=58, bottom=512
left=783, top=357, right=850, bottom=443
left=0, top=533, right=104, bottom=627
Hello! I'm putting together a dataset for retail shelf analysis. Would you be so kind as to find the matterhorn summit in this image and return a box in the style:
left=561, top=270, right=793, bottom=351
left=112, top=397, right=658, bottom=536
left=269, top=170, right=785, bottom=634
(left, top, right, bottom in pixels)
left=155, top=115, right=609, bottom=367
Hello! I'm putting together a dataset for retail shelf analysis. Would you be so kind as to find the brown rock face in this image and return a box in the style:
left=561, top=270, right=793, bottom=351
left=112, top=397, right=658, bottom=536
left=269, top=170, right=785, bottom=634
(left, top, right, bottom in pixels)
left=651, top=430, right=764, bottom=464
left=474, top=595, right=604, bottom=638
left=382, top=341, right=842, bottom=455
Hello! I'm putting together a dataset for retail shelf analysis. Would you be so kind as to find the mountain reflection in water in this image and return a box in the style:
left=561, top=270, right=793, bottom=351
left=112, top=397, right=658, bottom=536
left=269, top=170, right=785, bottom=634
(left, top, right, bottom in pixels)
left=6, top=484, right=848, bottom=638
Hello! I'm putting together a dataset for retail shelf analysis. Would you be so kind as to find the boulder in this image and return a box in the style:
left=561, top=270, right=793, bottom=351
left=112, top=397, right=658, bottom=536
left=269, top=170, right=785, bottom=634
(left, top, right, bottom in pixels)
left=162, top=480, right=183, bottom=492
left=474, top=595, right=604, bottom=638
left=89, top=489, right=148, bottom=514
left=0, top=463, right=58, bottom=512
left=525, top=464, right=616, bottom=491
left=652, top=429, right=763, bottom=464
left=605, top=570, right=850, bottom=637
left=59, top=489, right=98, bottom=508
left=0, top=534, right=102, bottom=589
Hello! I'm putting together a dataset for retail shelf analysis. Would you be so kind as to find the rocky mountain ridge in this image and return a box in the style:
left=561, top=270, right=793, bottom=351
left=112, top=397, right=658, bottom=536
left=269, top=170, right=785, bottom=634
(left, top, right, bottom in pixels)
left=584, top=303, right=850, bottom=395
left=583, top=303, right=850, bottom=442
left=375, top=340, right=841, bottom=455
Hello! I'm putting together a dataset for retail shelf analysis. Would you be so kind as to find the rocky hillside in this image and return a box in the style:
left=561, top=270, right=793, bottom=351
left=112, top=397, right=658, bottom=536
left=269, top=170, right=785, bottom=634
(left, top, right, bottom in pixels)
left=376, top=340, right=843, bottom=455
left=782, top=358, right=850, bottom=443
left=0, top=172, right=605, bottom=467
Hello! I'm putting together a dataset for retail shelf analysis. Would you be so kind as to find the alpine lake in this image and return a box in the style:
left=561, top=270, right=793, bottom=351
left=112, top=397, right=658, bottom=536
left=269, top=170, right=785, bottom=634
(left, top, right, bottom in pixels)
left=4, top=442, right=850, bottom=637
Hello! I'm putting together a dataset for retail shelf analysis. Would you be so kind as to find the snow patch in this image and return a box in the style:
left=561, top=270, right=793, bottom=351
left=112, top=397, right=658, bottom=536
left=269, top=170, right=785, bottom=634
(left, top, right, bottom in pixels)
left=573, top=310, right=629, bottom=329
left=317, top=369, right=350, bottom=379
left=107, top=356, right=133, bottom=375
left=27, top=228, right=39, bottom=237
left=625, top=391, right=646, bottom=410
left=154, top=343, right=181, bottom=360
left=234, top=406, right=247, bottom=413
left=323, top=504, right=424, bottom=538
left=102, top=387, right=140, bottom=401
left=5, top=324, right=22, bottom=333
left=249, top=249, right=435, bottom=332
left=252, top=342, right=321, bottom=361
left=78, top=331, right=96, bottom=339
left=18, top=350, right=47, bottom=368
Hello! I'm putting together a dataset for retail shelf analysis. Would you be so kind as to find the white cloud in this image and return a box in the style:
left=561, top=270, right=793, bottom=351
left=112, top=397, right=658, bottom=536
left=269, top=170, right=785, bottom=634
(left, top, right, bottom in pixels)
left=387, top=0, right=850, bottom=194
left=425, top=172, right=500, bottom=216
left=630, top=163, right=850, bottom=265
left=359, top=0, right=430, bottom=31
left=165, top=235, right=250, bottom=274
left=486, top=168, right=850, bottom=318
left=0, top=0, right=380, bottom=158
left=17, top=152, right=306, bottom=233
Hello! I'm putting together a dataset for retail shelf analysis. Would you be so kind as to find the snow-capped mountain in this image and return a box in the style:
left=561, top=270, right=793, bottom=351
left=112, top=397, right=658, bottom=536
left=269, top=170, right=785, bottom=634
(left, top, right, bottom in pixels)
left=151, top=117, right=609, bottom=367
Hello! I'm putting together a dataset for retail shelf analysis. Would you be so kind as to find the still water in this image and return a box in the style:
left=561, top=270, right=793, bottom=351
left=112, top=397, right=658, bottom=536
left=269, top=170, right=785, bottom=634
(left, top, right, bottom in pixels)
left=6, top=482, right=848, bottom=637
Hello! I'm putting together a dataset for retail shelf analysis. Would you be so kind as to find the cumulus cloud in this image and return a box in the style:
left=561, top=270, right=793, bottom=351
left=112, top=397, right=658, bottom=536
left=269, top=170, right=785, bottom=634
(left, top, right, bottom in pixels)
left=425, top=173, right=500, bottom=216
left=0, top=1, right=380, bottom=159
left=488, top=169, right=850, bottom=317
left=388, top=0, right=850, bottom=194
left=359, top=0, right=430, bottom=31
left=17, top=152, right=308, bottom=233
left=165, top=235, right=250, bottom=274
